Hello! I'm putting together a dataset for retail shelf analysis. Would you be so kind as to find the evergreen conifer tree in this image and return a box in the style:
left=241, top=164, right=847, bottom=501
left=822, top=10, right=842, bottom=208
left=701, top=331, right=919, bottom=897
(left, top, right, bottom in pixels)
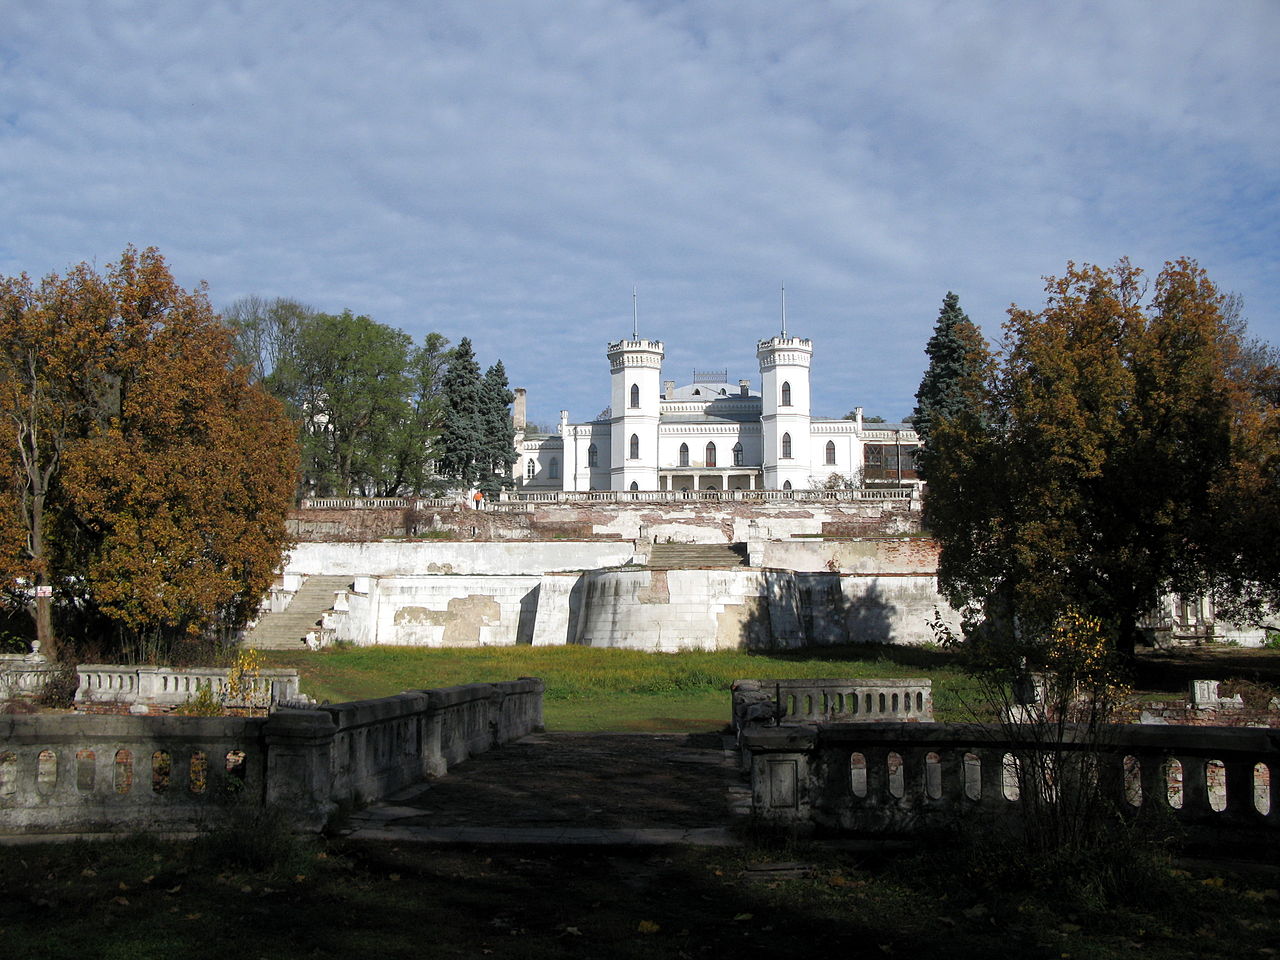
left=912, top=292, right=991, bottom=480
left=437, top=338, right=488, bottom=489
left=480, top=360, right=518, bottom=496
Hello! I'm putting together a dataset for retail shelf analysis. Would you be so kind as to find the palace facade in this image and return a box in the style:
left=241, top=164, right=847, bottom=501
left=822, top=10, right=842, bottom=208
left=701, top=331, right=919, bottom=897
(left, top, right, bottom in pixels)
left=514, top=334, right=918, bottom=493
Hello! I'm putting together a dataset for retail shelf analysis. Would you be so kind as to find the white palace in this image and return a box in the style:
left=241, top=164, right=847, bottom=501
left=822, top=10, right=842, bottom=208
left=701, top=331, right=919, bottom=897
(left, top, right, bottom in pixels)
left=513, top=333, right=919, bottom=493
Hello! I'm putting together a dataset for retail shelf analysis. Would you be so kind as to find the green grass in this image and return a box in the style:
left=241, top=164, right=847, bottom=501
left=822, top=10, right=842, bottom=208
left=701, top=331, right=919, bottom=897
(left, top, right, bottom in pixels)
left=262, top=643, right=981, bottom=730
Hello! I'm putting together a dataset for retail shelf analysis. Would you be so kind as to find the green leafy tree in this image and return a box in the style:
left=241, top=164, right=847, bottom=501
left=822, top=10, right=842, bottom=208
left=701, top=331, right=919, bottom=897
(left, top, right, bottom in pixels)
left=913, top=292, right=992, bottom=480
left=927, top=258, right=1244, bottom=656
left=246, top=309, right=446, bottom=498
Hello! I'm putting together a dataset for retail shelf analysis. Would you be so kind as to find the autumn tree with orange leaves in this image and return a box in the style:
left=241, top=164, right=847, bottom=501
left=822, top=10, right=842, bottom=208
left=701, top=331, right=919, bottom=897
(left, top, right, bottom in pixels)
left=925, top=258, right=1279, bottom=659
left=0, top=247, right=297, bottom=662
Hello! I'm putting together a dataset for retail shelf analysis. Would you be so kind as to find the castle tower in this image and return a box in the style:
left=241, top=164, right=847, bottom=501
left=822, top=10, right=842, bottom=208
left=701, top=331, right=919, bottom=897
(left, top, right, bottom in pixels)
left=757, top=335, right=813, bottom=490
left=607, top=338, right=664, bottom=491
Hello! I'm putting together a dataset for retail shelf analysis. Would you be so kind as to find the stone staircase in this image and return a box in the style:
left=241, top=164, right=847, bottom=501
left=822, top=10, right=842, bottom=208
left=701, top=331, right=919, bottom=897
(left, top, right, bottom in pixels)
left=244, top=575, right=352, bottom=651
left=646, top=542, right=749, bottom=570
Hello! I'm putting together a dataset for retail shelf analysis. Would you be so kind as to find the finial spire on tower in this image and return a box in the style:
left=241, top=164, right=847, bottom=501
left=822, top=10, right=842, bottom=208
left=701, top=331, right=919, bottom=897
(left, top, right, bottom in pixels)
left=632, top=286, right=638, bottom=340
left=781, top=283, right=787, bottom=338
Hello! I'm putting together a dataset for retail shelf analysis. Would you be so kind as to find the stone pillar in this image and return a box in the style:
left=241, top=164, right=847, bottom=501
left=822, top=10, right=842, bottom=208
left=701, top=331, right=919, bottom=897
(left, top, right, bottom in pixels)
left=263, top=709, right=340, bottom=832
left=742, top=725, right=816, bottom=823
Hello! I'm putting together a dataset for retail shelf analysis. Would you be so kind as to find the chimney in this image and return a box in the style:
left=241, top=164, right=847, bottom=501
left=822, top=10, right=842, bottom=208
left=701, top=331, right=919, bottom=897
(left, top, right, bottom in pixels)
left=739, top=379, right=750, bottom=397
left=663, top=379, right=675, bottom=399
left=513, top=388, right=527, bottom=431
left=855, top=405, right=863, bottom=430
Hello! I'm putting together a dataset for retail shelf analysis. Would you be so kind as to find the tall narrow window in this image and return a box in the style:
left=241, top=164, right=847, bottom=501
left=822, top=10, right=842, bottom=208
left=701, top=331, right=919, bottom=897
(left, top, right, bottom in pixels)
left=526, top=459, right=535, bottom=479
left=679, top=442, right=689, bottom=466
left=825, top=440, right=836, bottom=465
left=705, top=442, right=716, bottom=468
left=587, top=443, right=598, bottom=467
left=629, top=383, right=640, bottom=408
left=781, top=381, right=792, bottom=406
left=781, top=432, right=792, bottom=458
left=549, top=456, right=559, bottom=480
left=629, top=434, right=640, bottom=460
left=733, top=442, right=743, bottom=466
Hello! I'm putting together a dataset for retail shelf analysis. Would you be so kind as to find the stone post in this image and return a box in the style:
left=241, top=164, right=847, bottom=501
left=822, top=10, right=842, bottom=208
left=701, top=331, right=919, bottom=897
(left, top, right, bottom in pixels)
left=263, top=709, right=340, bottom=831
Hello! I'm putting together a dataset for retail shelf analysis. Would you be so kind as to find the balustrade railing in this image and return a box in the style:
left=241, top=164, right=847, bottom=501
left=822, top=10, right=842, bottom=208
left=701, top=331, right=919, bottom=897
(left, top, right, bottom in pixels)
left=732, top=678, right=933, bottom=731
left=0, top=678, right=544, bottom=836
left=299, top=496, right=455, bottom=510
left=75, top=664, right=302, bottom=709
left=741, top=721, right=1280, bottom=848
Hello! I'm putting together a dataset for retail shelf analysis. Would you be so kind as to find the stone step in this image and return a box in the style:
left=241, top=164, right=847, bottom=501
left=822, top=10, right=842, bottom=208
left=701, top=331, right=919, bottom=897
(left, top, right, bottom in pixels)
left=646, top=543, right=749, bottom=570
left=244, top=575, right=353, bottom=651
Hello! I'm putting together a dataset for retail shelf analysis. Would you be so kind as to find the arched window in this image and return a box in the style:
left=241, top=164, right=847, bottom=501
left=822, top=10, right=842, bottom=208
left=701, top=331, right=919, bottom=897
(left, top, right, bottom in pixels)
left=733, top=442, right=744, bottom=466
left=705, top=442, right=716, bottom=468
left=629, top=481, right=639, bottom=491
left=587, top=443, right=598, bottom=467
left=679, top=443, right=689, bottom=467
left=825, top=440, right=836, bottom=465
left=783, top=480, right=792, bottom=491
left=629, top=383, right=640, bottom=408
left=629, top=434, right=639, bottom=459
left=525, top=459, right=535, bottom=479
left=781, top=381, right=792, bottom=406
left=781, top=432, right=792, bottom=459
left=548, top=456, right=559, bottom=480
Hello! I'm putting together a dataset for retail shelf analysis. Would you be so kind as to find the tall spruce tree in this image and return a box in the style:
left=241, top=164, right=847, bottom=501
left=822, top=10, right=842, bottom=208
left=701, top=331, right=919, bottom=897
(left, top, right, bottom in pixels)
left=480, top=360, right=518, bottom=496
left=912, top=293, right=991, bottom=481
left=437, top=338, right=488, bottom=490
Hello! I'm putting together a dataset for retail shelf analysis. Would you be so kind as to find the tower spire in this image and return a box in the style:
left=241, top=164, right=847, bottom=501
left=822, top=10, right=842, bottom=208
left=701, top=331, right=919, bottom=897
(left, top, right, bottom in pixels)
left=781, top=283, right=787, bottom=338
left=632, top=286, right=638, bottom=340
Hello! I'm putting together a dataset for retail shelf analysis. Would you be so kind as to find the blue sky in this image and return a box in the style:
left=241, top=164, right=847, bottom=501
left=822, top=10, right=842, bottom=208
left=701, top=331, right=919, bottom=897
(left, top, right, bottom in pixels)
left=2, top=1, right=1277, bottom=428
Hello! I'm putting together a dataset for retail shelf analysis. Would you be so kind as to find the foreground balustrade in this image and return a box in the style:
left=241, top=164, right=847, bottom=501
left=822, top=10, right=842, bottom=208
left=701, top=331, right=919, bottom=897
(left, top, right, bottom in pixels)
left=0, top=678, right=544, bottom=836
left=742, top=721, right=1280, bottom=848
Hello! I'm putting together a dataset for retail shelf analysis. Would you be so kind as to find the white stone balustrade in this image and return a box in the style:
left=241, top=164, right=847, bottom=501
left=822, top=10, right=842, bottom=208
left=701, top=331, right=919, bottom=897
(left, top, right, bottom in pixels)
left=74, top=665, right=302, bottom=709
left=732, top=678, right=934, bottom=733
left=0, top=654, right=62, bottom=699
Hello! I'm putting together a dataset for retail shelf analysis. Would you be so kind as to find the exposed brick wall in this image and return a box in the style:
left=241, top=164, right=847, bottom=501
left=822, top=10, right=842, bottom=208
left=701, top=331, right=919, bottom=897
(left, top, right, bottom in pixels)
left=289, top=499, right=921, bottom=543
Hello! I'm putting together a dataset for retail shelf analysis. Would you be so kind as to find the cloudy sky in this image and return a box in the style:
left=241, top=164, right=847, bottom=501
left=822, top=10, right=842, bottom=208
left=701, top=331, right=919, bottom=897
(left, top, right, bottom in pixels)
left=3, top=1, right=1277, bottom=427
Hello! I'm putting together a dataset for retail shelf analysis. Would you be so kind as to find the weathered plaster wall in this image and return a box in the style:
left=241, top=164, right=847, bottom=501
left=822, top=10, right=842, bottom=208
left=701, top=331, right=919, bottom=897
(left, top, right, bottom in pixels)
left=759, top=537, right=941, bottom=574
left=571, top=568, right=805, bottom=652
left=335, top=576, right=542, bottom=647
left=287, top=540, right=637, bottom=577
left=309, top=538, right=961, bottom=650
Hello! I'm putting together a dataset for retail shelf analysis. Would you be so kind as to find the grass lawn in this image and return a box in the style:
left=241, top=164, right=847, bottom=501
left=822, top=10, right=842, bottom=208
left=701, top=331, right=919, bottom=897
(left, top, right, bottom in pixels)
left=261, top=643, right=984, bottom=730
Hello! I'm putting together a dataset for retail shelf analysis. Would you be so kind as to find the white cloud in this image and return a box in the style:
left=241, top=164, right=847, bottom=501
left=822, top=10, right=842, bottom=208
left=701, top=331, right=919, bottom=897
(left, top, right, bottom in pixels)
left=1, top=0, right=1276, bottom=425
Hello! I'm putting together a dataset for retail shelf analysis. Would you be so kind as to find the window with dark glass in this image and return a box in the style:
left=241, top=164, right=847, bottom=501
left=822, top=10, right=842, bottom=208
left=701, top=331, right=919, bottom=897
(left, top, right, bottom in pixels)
left=705, top=442, right=716, bottom=468
left=781, top=433, right=792, bottom=459
left=679, top=442, right=689, bottom=467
